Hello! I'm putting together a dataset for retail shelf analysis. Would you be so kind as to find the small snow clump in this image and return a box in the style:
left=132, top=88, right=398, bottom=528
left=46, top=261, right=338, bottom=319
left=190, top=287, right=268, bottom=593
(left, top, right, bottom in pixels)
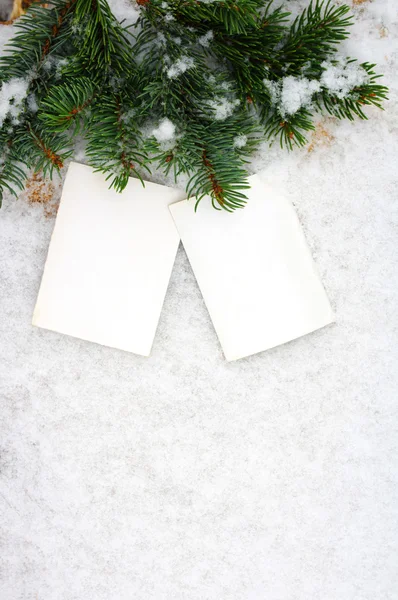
left=198, top=31, right=214, bottom=47
left=106, top=0, right=141, bottom=24
left=320, top=59, right=370, bottom=99
left=233, top=134, right=248, bottom=149
left=152, top=118, right=177, bottom=146
left=264, top=76, right=320, bottom=116
left=27, top=94, right=38, bottom=113
left=280, top=76, right=321, bottom=115
left=166, top=57, right=195, bottom=79
left=208, top=98, right=240, bottom=120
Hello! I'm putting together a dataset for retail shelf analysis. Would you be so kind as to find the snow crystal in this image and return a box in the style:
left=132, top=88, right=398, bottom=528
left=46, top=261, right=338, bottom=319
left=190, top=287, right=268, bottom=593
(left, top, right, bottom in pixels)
left=56, top=58, right=69, bottom=77
left=27, top=94, right=38, bottom=114
left=208, top=97, right=240, bottom=120
left=106, top=0, right=140, bottom=25
left=233, top=134, right=248, bottom=149
left=264, top=76, right=321, bottom=116
left=120, top=109, right=136, bottom=123
left=264, top=62, right=369, bottom=117
left=280, top=76, right=321, bottom=115
left=43, top=56, right=56, bottom=71
left=156, top=32, right=166, bottom=46
left=42, top=56, right=69, bottom=79
left=198, top=30, right=214, bottom=47
left=151, top=118, right=176, bottom=143
left=166, top=57, right=194, bottom=79
left=0, top=77, right=29, bottom=128
left=220, top=81, right=232, bottom=91
left=263, top=79, right=281, bottom=106
left=320, top=59, right=370, bottom=99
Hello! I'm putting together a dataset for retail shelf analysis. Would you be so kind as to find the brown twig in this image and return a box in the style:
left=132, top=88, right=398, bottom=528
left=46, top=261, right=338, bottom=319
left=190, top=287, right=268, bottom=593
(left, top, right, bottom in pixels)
left=202, top=150, right=224, bottom=206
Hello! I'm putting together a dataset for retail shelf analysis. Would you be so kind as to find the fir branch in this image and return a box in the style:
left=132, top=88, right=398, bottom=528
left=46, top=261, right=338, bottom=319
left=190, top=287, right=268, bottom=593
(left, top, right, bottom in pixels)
left=264, top=109, right=315, bottom=149
left=315, top=62, right=388, bottom=120
left=0, top=0, right=389, bottom=211
left=0, top=139, right=28, bottom=205
left=276, top=0, right=353, bottom=76
left=74, top=0, right=134, bottom=75
left=86, top=91, right=148, bottom=192
left=0, top=0, right=77, bottom=79
left=147, top=0, right=265, bottom=35
left=39, top=77, right=95, bottom=132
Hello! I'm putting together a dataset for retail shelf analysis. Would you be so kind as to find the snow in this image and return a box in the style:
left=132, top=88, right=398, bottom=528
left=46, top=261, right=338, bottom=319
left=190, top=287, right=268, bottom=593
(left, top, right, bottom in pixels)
left=265, top=75, right=322, bottom=116
left=265, top=62, right=370, bottom=117
left=1, top=1, right=398, bottom=599
left=0, top=20, right=14, bottom=53
left=166, top=56, right=195, bottom=79
left=198, top=30, right=214, bottom=47
left=27, top=93, right=38, bottom=114
left=320, top=58, right=370, bottom=99
left=151, top=117, right=177, bottom=146
left=233, top=133, right=248, bottom=148
left=208, top=97, right=240, bottom=120
left=0, top=77, right=29, bottom=127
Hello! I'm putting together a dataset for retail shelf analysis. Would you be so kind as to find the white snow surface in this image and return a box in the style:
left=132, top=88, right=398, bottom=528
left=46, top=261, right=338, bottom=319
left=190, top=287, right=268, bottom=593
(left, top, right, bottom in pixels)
left=1, top=1, right=398, bottom=599
left=0, top=77, right=29, bottom=127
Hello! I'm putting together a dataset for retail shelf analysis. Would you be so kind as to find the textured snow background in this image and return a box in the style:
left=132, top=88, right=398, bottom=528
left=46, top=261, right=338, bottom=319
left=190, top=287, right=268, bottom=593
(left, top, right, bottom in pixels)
left=1, top=1, right=398, bottom=599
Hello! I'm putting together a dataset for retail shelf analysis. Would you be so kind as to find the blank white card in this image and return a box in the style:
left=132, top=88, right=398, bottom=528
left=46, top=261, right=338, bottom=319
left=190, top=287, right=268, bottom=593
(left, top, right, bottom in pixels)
left=170, top=174, right=334, bottom=361
left=33, top=162, right=185, bottom=356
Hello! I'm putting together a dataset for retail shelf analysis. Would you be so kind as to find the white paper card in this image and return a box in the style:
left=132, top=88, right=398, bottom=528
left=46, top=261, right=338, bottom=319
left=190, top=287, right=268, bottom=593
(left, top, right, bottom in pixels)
left=33, top=162, right=185, bottom=356
left=170, top=174, right=334, bottom=361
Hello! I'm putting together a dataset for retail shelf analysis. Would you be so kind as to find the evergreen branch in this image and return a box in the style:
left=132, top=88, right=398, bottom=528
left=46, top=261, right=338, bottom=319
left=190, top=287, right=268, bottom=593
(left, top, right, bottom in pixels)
left=86, top=92, right=148, bottom=192
left=22, top=124, right=73, bottom=175
left=0, top=140, right=28, bottom=206
left=315, top=62, right=388, bottom=120
left=183, top=114, right=259, bottom=210
left=0, top=0, right=77, bottom=80
left=0, top=0, right=389, bottom=211
left=74, top=0, right=134, bottom=75
left=39, top=77, right=95, bottom=132
left=0, top=123, right=71, bottom=203
left=264, top=109, right=315, bottom=149
left=277, top=0, right=353, bottom=75
left=147, top=0, right=265, bottom=35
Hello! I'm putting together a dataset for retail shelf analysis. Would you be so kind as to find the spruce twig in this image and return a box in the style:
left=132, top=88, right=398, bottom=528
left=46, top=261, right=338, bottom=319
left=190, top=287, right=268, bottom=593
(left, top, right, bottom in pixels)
left=0, top=0, right=388, bottom=210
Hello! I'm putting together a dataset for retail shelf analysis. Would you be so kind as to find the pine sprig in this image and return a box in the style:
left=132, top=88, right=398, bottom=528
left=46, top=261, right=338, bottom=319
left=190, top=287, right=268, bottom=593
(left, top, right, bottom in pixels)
left=264, top=109, right=315, bottom=149
left=86, top=90, right=148, bottom=192
left=315, top=62, right=389, bottom=120
left=0, top=138, right=28, bottom=203
left=39, top=77, right=95, bottom=132
left=0, top=0, right=389, bottom=210
left=277, top=0, right=353, bottom=76
left=22, top=124, right=73, bottom=175
left=0, top=0, right=77, bottom=79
